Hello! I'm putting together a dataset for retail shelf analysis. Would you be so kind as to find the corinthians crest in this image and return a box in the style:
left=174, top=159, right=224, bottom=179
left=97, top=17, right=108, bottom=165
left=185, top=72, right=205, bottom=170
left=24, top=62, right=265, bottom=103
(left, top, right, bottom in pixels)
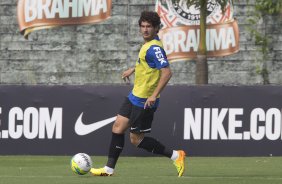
left=155, top=0, right=239, bottom=62
left=156, top=0, right=234, bottom=26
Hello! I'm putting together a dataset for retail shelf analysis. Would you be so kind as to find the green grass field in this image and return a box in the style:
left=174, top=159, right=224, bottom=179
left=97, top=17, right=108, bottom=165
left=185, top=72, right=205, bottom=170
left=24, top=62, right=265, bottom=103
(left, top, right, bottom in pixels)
left=0, top=156, right=281, bottom=184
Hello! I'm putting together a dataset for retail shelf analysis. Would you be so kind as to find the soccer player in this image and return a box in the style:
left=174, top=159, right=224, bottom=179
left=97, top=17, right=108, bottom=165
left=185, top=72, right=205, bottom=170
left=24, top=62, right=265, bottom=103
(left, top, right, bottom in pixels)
left=90, top=11, right=186, bottom=177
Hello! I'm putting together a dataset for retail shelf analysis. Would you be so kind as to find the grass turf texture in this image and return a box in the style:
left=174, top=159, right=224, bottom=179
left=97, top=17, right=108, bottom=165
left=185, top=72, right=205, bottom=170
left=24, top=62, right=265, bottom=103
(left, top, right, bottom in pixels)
left=0, top=156, right=281, bottom=184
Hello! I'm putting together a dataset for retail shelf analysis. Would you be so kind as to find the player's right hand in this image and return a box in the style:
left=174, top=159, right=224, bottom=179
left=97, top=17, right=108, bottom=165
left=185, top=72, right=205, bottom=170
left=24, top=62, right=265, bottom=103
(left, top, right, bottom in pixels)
left=122, top=68, right=135, bottom=83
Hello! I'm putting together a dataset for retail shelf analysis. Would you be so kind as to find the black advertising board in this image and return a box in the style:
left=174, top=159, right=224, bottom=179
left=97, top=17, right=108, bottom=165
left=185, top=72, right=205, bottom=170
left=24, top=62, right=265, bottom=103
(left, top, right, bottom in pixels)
left=0, top=85, right=281, bottom=156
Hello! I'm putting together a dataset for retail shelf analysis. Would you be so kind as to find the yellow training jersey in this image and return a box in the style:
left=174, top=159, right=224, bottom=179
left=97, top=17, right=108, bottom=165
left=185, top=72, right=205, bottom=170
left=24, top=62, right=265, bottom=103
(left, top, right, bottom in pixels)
left=128, top=36, right=169, bottom=108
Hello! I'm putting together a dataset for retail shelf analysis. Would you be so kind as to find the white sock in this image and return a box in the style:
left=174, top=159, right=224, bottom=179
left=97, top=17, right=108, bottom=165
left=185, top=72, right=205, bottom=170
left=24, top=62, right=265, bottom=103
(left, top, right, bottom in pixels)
left=170, top=150, right=179, bottom=161
left=104, top=166, right=114, bottom=174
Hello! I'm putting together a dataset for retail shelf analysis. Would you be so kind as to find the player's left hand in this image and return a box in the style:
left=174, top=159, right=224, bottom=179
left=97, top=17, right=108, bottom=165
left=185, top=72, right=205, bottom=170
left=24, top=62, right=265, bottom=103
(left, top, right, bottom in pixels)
left=144, top=96, right=156, bottom=109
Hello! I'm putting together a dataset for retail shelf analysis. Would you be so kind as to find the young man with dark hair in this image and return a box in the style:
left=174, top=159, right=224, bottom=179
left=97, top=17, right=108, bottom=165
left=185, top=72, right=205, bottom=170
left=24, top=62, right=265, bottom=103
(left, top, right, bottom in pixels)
left=90, top=11, right=186, bottom=177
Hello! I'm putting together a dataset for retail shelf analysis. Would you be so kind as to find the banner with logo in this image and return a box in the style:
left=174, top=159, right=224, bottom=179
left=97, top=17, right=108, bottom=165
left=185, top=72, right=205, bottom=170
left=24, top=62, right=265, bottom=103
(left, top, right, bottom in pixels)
left=17, top=0, right=112, bottom=38
left=0, top=85, right=282, bottom=156
left=155, top=0, right=240, bottom=62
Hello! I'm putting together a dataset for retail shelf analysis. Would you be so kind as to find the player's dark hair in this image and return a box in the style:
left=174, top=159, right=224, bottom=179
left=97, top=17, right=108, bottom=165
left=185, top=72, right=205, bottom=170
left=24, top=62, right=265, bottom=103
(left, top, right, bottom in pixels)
left=138, top=11, right=161, bottom=32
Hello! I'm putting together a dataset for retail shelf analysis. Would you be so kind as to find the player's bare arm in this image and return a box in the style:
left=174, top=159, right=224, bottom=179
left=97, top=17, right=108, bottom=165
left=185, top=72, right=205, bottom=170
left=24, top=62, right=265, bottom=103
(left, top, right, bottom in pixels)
left=144, top=67, right=172, bottom=109
left=122, top=67, right=135, bottom=82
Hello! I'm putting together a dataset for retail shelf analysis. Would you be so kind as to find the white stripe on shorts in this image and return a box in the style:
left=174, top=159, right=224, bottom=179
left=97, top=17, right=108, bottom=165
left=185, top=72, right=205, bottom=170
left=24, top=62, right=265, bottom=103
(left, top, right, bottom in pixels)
left=140, top=128, right=151, bottom=132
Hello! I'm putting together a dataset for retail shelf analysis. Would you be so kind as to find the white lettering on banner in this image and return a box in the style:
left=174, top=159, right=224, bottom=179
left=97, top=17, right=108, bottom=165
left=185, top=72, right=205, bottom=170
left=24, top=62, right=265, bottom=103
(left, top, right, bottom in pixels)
left=250, top=108, right=281, bottom=141
left=162, top=27, right=236, bottom=55
left=184, top=108, right=201, bottom=140
left=184, top=108, right=282, bottom=140
left=25, top=0, right=108, bottom=22
left=228, top=108, right=243, bottom=140
left=3, top=107, right=62, bottom=139
left=203, top=108, right=210, bottom=140
left=39, top=108, right=63, bottom=139
left=153, top=47, right=166, bottom=65
left=250, top=108, right=265, bottom=140
left=211, top=108, right=228, bottom=140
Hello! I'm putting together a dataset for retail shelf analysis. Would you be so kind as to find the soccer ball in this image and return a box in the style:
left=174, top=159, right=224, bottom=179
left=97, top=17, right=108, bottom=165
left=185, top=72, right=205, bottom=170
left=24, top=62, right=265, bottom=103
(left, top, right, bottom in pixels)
left=71, top=153, right=93, bottom=175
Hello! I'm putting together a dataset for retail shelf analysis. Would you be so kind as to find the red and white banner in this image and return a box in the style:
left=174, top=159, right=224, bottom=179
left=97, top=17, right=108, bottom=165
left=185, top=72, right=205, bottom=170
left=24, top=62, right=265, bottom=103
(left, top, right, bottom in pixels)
left=158, top=20, right=239, bottom=61
left=17, top=0, right=112, bottom=38
left=155, top=0, right=240, bottom=62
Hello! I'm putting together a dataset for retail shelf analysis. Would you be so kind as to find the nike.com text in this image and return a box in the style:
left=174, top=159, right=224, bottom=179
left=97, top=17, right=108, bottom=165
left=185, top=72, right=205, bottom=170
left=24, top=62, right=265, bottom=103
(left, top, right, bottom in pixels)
left=0, top=107, right=62, bottom=139
left=184, top=108, right=282, bottom=140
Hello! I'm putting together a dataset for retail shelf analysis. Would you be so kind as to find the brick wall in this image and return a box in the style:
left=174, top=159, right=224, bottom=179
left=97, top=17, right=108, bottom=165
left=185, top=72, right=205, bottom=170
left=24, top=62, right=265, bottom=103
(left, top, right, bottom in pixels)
left=0, top=0, right=281, bottom=85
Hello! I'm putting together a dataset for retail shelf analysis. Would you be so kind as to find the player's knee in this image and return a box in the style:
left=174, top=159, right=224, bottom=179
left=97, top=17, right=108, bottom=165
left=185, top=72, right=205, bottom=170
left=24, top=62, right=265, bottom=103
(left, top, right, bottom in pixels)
left=112, top=122, right=120, bottom=132
left=112, top=118, right=128, bottom=134
left=130, top=133, right=144, bottom=146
